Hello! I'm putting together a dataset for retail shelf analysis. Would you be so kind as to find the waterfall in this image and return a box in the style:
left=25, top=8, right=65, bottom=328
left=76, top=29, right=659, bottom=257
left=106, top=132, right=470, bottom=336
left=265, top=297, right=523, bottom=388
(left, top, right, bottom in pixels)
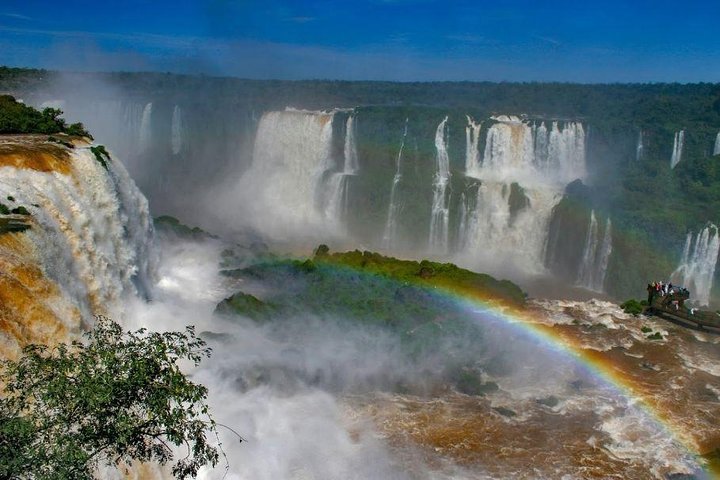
left=459, top=116, right=586, bottom=273
left=233, top=109, right=350, bottom=240
left=0, top=142, right=156, bottom=351
left=381, top=118, right=408, bottom=249
left=577, top=211, right=599, bottom=289
left=670, top=130, right=684, bottom=169
left=139, top=102, right=153, bottom=152
left=456, top=192, right=469, bottom=251
left=595, top=218, right=613, bottom=291
left=576, top=211, right=612, bottom=292
left=325, top=115, right=359, bottom=224
left=465, top=116, right=482, bottom=178
left=171, top=105, right=185, bottom=155
left=429, top=117, right=451, bottom=254
left=714, top=131, right=720, bottom=156
left=636, top=131, right=644, bottom=162
left=671, top=224, right=720, bottom=306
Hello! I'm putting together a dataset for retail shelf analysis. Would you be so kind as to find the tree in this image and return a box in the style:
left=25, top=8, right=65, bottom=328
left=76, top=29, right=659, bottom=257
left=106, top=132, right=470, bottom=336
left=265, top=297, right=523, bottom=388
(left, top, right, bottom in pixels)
left=0, top=316, right=223, bottom=479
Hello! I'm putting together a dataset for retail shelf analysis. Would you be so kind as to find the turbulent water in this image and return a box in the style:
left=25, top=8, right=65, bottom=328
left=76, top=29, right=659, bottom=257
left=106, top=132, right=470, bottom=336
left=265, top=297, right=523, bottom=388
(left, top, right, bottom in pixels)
left=671, top=224, right=720, bottom=306
left=637, top=130, right=644, bottom=161
left=124, top=235, right=718, bottom=480
left=671, top=130, right=685, bottom=169
left=714, top=131, right=720, bottom=156
left=3, top=134, right=720, bottom=479
left=459, top=116, right=586, bottom=273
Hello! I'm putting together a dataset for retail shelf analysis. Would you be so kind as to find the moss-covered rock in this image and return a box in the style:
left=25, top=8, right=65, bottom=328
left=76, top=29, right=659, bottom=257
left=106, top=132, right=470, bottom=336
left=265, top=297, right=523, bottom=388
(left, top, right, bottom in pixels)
left=314, top=248, right=527, bottom=308
left=154, top=215, right=215, bottom=240
left=89, top=145, right=111, bottom=170
left=215, top=292, right=275, bottom=321
left=620, top=299, right=644, bottom=316
left=10, top=205, right=30, bottom=216
left=0, top=217, right=31, bottom=234
left=508, top=182, right=530, bottom=222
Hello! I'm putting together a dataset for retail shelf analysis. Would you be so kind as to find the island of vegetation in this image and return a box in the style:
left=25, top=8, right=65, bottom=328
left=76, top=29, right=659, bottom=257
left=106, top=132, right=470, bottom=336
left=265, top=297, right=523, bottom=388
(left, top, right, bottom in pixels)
left=215, top=246, right=526, bottom=396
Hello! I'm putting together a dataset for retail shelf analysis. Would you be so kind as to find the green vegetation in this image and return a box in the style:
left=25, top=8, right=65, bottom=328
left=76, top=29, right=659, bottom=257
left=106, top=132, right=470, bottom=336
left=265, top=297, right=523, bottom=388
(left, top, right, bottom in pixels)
left=10, top=205, right=30, bottom=215
left=2, top=66, right=719, bottom=301
left=0, top=95, right=90, bottom=137
left=218, top=248, right=527, bottom=393
left=620, top=299, right=645, bottom=316
left=0, top=217, right=31, bottom=234
left=646, top=332, right=664, bottom=341
left=154, top=215, right=215, bottom=240
left=316, top=249, right=527, bottom=307
left=216, top=292, right=275, bottom=321
left=0, top=317, right=221, bottom=479
left=89, top=145, right=111, bottom=170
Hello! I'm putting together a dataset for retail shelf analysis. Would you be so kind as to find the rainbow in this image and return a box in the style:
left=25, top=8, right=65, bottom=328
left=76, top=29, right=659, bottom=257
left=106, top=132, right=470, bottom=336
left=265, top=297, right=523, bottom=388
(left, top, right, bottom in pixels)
left=298, top=259, right=717, bottom=477
left=433, top=288, right=715, bottom=477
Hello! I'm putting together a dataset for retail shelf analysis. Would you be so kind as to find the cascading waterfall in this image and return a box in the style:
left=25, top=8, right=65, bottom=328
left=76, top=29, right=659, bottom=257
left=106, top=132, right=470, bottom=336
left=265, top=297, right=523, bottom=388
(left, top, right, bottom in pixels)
left=456, top=192, right=469, bottom=251
left=139, top=102, right=153, bottom=153
left=381, top=118, right=408, bottom=249
left=636, top=131, right=644, bottom=162
left=171, top=105, right=185, bottom=155
left=464, top=116, right=482, bottom=177
left=714, top=131, right=720, bottom=156
left=233, top=109, right=358, bottom=240
left=670, top=130, right=684, bottom=169
left=576, top=211, right=612, bottom=292
left=671, top=224, right=720, bottom=306
left=429, top=117, right=450, bottom=253
left=0, top=143, right=156, bottom=329
left=325, top=115, right=359, bottom=224
left=460, top=116, right=586, bottom=272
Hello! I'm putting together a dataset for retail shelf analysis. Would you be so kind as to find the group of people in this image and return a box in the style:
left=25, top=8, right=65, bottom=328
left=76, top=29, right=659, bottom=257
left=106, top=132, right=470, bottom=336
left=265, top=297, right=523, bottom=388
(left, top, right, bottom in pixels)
left=647, top=281, right=692, bottom=312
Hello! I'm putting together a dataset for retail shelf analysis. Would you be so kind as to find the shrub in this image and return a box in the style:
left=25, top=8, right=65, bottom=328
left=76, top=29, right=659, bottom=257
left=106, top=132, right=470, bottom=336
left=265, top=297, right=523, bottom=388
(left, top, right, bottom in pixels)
left=620, top=299, right=644, bottom=316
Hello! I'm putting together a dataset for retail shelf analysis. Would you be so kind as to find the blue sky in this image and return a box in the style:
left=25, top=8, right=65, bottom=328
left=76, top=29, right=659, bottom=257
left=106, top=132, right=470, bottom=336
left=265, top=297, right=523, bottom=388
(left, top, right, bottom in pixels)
left=0, top=0, right=718, bottom=82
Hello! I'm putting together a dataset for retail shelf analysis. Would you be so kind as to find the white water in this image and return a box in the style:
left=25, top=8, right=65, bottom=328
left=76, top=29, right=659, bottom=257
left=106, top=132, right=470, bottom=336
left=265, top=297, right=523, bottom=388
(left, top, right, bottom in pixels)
left=670, top=130, right=684, bottom=169
left=671, top=224, right=720, bottom=306
left=227, top=109, right=357, bottom=241
left=171, top=105, right=185, bottom=155
left=381, top=118, right=408, bottom=249
left=139, top=102, right=153, bottom=153
left=577, top=211, right=612, bottom=292
left=0, top=146, right=156, bottom=321
left=636, top=131, right=644, bottom=162
left=325, top=115, right=359, bottom=224
left=456, top=191, right=469, bottom=251
left=464, top=116, right=482, bottom=177
left=460, top=116, right=586, bottom=273
left=714, top=131, right=720, bottom=156
left=428, top=117, right=450, bottom=254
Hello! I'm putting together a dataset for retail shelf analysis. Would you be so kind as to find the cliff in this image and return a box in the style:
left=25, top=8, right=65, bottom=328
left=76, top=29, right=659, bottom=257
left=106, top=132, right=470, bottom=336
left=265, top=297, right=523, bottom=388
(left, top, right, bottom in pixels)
left=0, top=135, right=155, bottom=358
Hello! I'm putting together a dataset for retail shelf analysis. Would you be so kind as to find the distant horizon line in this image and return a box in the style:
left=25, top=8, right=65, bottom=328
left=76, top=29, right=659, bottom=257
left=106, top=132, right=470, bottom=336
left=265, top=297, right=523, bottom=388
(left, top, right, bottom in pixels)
left=2, top=64, right=720, bottom=87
